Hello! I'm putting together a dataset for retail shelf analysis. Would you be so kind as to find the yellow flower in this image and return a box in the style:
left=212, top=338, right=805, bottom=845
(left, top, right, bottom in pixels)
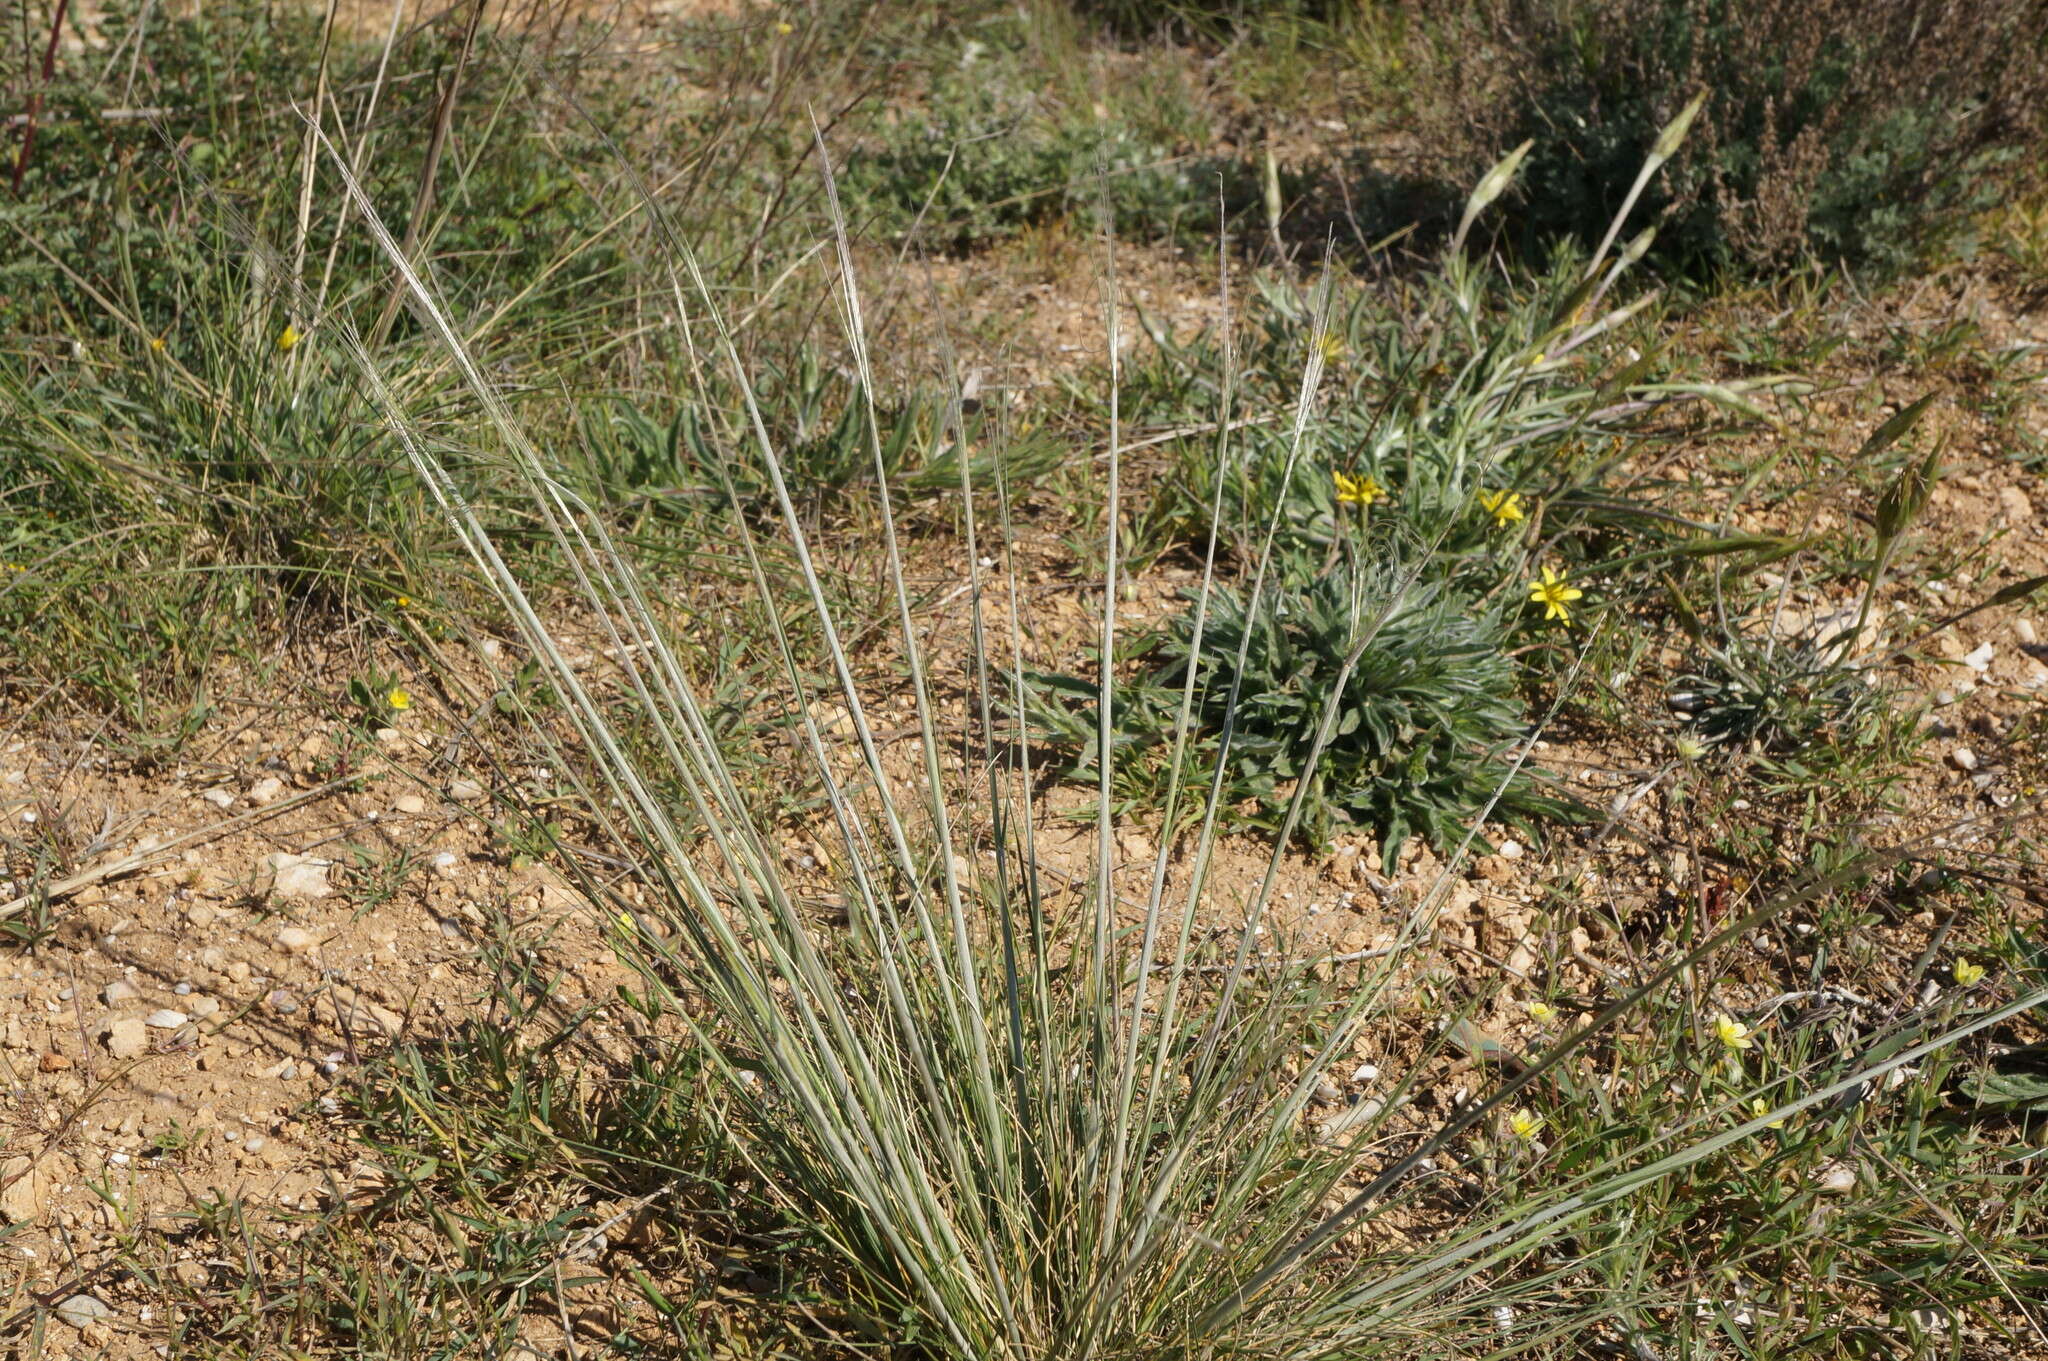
left=1334, top=470, right=1387, bottom=507
left=1525, top=1000, right=1558, bottom=1023
left=386, top=686, right=412, bottom=711
left=1527, top=566, right=1583, bottom=623
left=149, top=336, right=166, bottom=353
left=1479, top=488, right=1526, bottom=528
left=1526, top=350, right=1547, bottom=367
left=1749, top=1097, right=1786, bottom=1129
left=277, top=323, right=302, bottom=351
left=1508, top=1108, right=1544, bottom=1141
left=775, top=19, right=793, bottom=33
left=1952, top=958, right=1986, bottom=987
left=615, top=909, right=638, bottom=934
left=395, top=594, right=413, bottom=609
left=1714, top=1014, right=1754, bottom=1052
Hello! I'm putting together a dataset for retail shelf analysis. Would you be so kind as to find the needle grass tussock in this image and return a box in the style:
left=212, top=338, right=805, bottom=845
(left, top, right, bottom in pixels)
left=308, top=115, right=2048, bottom=1359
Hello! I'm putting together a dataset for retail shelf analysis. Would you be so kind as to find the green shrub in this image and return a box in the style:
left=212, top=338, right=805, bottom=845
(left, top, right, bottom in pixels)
left=839, top=25, right=1227, bottom=247
left=1035, top=566, right=1565, bottom=857
left=1411, top=0, right=2048, bottom=272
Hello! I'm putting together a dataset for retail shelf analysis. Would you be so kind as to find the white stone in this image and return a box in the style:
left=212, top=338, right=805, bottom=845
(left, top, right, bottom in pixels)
left=102, top=981, right=139, bottom=1006
left=446, top=779, right=484, bottom=803
left=1961, top=642, right=1995, bottom=673
left=200, top=787, right=235, bottom=810
left=431, top=851, right=460, bottom=877
left=1950, top=747, right=1978, bottom=772
left=392, top=794, right=427, bottom=816
left=276, top=926, right=318, bottom=954
left=248, top=776, right=286, bottom=805
left=2014, top=618, right=2037, bottom=645
left=1813, top=1160, right=1858, bottom=1194
left=55, top=1295, right=111, bottom=1329
left=144, top=1010, right=189, bottom=1029
left=259, top=853, right=331, bottom=900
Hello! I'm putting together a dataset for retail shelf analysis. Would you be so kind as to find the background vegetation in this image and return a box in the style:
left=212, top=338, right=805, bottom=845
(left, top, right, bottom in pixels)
left=3, top=0, right=2046, bottom=1356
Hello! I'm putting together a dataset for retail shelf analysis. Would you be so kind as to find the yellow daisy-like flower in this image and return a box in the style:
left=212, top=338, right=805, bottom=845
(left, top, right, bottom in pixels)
left=1952, top=958, right=1986, bottom=987
left=1527, top=566, right=1583, bottom=623
left=1479, top=488, right=1527, bottom=529
left=277, top=323, right=302, bottom=351
left=1507, top=1108, right=1544, bottom=1141
left=1334, top=470, right=1387, bottom=507
left=1714, top=1014, right=1754, bottom=1052
left=395, top=594, right=413, bottom=609
left=1749, top=1097, right=1786, bottom=1129
left=149, top=336, right=167, bottom=353
left=386, top=686, right=412, bottom=712
left=1525, top=1000, right=1558, bottom=1023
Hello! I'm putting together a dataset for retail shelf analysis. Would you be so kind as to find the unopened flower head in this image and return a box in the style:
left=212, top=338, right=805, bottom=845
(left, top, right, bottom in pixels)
left=1525, top=1000, right=1558, bottom=1023
left=277, top=323, right=302, bottom=351
left=1952, top=958, right=1986, bottom=987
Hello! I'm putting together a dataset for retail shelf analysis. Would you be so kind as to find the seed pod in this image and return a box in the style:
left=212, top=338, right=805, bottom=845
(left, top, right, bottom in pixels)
left=1875, top=445, right=1941, bottom=543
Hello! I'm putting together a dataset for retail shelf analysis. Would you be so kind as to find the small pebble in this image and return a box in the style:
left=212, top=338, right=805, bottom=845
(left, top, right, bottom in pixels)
left=54, top=1295, right=111, bottom=1329
left=392, top=794, right=427, bottom=816
left=276, top=926, right=317, bottom=953
left=1813, top=1161, right=1858, bottom=1194
left=201, top=787, right=235, bottom=809
left=1951, top=746, right=1978, bottom=771
left=56, top=987, right=73, bottom=1001
left=266, top=989, right=299, bottom=1016
left=144, top=1010, right=189, bottom=1029
left=447, top=778, right=484, bottom=802
left=431, top=851, right=460, bottom=876
left=173, top=982, right=191, bottom=996
left=103, top=981, right=139, bottom=1006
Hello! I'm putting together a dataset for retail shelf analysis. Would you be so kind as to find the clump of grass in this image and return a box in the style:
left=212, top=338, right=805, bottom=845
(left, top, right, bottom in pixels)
left=299, top=99, right=2048, bottom=1357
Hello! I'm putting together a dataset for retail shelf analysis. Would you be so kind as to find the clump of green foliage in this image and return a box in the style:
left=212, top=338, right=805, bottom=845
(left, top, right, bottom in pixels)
left=1058, top=567, right=1559, bottom=856
left=1411, top=0, right=2048, bottom=272
left=840, top=17, right=1227, bottom=247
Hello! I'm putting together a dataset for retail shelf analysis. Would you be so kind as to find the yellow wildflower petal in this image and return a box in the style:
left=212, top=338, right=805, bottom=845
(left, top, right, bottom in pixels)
left=1508, top=1108, right=1544, bottom=1141
left=1952, top=958, right=1985, bottom=987
left=277, top=323, right=301, bottom=351
left=1749, top=1097, right=1786, bottom=1129
left=1714, top=1014, right=1753, bottom=1051
left=386, top=686, right=412, bottom=711
left=1525, top=1000, right=1557, bottom=1023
